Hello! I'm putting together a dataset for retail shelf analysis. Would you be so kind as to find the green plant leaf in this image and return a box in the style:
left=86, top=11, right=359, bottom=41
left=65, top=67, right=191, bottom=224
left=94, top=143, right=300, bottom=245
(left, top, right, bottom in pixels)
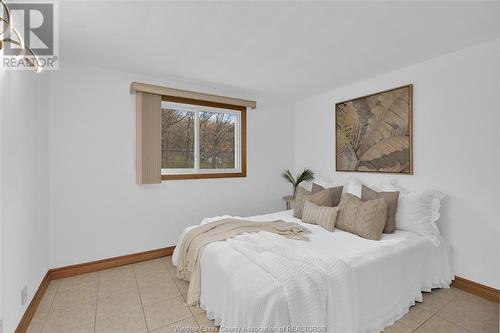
left=296, top=168, right=315, bottom=185
left=281, top=169, right=296, bottom=186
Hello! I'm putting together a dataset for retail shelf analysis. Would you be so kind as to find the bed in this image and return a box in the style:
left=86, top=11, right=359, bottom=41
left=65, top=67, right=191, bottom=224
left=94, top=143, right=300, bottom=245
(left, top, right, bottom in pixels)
left=172, top=209, right=454, bottom=333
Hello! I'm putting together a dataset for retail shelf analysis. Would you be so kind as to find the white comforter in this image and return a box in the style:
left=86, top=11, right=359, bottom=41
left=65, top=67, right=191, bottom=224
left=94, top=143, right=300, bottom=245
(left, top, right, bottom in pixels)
left=172, top=210, right=454, bottom=333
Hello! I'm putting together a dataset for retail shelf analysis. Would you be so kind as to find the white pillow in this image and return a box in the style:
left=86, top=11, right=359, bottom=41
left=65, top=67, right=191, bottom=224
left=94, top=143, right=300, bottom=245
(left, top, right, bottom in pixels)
left=369, top=179, right=409, bottom=194
left=306, top=175, right=361, bottom=195
left=346, top=178, right=405, bottom=197
left=306, top=176, right=409, bottom=198
left=339, top=176, right=362, bottom=197
left=395, top=190, right=446, bottom=244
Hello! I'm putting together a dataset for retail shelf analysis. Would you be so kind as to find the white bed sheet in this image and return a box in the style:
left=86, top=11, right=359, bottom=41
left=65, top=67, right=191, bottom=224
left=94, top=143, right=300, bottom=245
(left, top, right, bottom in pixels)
left=172, top=210, right=454, bottom=333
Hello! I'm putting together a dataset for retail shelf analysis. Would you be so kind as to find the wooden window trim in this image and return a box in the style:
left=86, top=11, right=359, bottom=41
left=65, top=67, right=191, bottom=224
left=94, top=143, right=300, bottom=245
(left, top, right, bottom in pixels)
left=160, top=96, right=247, bottom=181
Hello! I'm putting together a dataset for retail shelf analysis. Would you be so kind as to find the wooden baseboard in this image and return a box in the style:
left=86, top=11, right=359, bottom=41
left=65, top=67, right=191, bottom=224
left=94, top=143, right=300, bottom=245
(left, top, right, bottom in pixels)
left=451, top=276, right=499, bottom=303
left=15, top=271, right=51, bottom=333
left=50, top=246, right=175, bottom=279
left=15, top=246, right=175, bottom=332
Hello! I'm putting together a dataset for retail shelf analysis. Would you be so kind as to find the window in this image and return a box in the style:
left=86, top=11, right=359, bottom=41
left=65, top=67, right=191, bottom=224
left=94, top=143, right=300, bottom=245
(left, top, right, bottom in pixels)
left=131, top=82, right=254, bottom=184
left=160, top=97, right=246, bottom=180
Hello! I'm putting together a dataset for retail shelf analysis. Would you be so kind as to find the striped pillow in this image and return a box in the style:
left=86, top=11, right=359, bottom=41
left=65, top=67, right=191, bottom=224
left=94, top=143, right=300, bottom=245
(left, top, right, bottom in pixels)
left=302, top=201, right=339, bottom=231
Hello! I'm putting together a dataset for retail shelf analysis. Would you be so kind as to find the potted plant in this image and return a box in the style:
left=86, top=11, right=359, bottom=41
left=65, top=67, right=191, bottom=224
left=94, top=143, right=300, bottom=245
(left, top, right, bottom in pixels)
left=281, top=169, right=315, bottom=208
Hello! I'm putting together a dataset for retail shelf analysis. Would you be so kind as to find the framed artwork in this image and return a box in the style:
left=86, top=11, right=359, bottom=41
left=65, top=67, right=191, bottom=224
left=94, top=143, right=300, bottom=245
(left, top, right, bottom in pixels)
left=335, top=84, right=413, bottom=174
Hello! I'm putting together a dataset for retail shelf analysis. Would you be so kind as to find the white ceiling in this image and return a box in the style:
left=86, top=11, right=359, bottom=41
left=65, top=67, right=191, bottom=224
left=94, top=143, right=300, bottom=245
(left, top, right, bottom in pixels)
left=59, top=1, right=500, bottom=100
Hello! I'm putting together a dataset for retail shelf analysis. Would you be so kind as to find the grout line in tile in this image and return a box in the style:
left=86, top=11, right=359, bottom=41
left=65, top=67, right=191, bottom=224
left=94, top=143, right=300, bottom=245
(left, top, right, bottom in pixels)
left=152, top=315, right=198, bottom=333
left=94, top=273, right=99, bottom=333
left=411, top=311, right=435, bottom=332
left=412, top=299, right=457, bottom=332
left=169, top=270, right=209, bottom=329
left=436, top=315, right=474, bottom=333
left=431, top=291, right=478, bottom=333
left=410, top=289, right=460, bottom=332
left=166, top=260, right=189, bottom=302
left=133, top=263, right=151, bottom=333
left=165, top=257, right=215, bottom=330
left=434, top=312, right=475, bottom=332
left=39, top=280, right=60, bottom=333
left=166, top=261, right=181, bottom=294
left=165, top=258, right=202, bottom=327
left=434, top=292, right=458, bottom=312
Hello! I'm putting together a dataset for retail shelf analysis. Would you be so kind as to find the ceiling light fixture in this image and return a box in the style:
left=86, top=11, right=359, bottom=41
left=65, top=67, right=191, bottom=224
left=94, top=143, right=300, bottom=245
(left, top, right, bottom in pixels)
left=0, top=0, right=41, bottom=72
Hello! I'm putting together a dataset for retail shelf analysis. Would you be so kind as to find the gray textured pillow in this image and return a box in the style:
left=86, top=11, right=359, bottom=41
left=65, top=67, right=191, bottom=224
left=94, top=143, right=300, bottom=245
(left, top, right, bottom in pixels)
left=311, top=183, right=325, bottom=194
left=293, top=185, right=343, bottom=219
left=361, top=185, right=399, bottom=233
left=336, top=193, right=388, bottom=240
left=324, top=186, right=344, bottom=207
left=302, top=201, right=339, bottom=231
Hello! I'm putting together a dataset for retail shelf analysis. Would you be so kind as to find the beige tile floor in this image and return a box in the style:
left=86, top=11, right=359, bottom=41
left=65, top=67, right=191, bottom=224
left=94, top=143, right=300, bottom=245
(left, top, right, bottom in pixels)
left=27, top=256, right=499, bottom=333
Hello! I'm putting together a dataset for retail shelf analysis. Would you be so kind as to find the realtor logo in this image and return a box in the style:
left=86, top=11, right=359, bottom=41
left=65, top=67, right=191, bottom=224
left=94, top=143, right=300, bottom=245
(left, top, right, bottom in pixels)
left=1, top=1, right=59, bottom=71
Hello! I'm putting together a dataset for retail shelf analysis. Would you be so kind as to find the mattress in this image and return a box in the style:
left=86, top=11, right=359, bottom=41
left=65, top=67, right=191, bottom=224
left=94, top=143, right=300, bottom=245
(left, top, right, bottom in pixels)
left=172, top=210, right=454, bottom=333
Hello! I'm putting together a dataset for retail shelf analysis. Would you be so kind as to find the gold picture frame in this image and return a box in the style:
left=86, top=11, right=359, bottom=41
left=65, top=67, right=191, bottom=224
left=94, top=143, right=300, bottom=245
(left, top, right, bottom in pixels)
left=335, top=84, right=413, bottom=174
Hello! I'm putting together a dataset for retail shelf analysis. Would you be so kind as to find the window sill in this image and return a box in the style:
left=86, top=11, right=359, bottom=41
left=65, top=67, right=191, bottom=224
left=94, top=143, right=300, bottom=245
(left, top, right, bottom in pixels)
left=161, top=171, right=246, bottom=181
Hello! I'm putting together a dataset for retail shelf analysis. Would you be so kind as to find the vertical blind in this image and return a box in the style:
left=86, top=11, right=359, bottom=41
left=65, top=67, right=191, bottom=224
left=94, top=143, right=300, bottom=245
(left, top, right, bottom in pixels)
left=135, top=92, right=162, bottom=184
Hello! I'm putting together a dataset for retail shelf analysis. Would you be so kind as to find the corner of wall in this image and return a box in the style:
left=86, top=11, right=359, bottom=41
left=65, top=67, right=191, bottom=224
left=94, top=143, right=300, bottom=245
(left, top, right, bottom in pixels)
left=1, top=70, right=50, bottom=333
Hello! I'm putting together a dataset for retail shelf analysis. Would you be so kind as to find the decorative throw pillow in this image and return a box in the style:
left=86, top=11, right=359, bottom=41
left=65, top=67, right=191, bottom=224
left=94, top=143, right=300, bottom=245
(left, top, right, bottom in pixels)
left=395, top=191, right=446, bottom=244
left=293, top=185, right=343, bottom=219
left=311, top=182, right=325, bottom=194
left=293, top=187, right=314, bottom=219
left=336, top=193, right=387, bottom=240
left=302, top=201, right=339, bottom=231
left=361, top=185, right=400, bottom=233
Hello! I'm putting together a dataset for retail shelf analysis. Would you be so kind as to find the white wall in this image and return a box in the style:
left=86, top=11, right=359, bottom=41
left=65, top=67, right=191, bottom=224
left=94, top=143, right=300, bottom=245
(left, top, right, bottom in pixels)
left=0, top=70, right=50, bottom=333
left=48, top=63, right=295, bottom=268
left=0, top=70, right=4, bottom=332
left=294, top=39, right=500, bottom=289
left=0, top=69, right=4, bottom=333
